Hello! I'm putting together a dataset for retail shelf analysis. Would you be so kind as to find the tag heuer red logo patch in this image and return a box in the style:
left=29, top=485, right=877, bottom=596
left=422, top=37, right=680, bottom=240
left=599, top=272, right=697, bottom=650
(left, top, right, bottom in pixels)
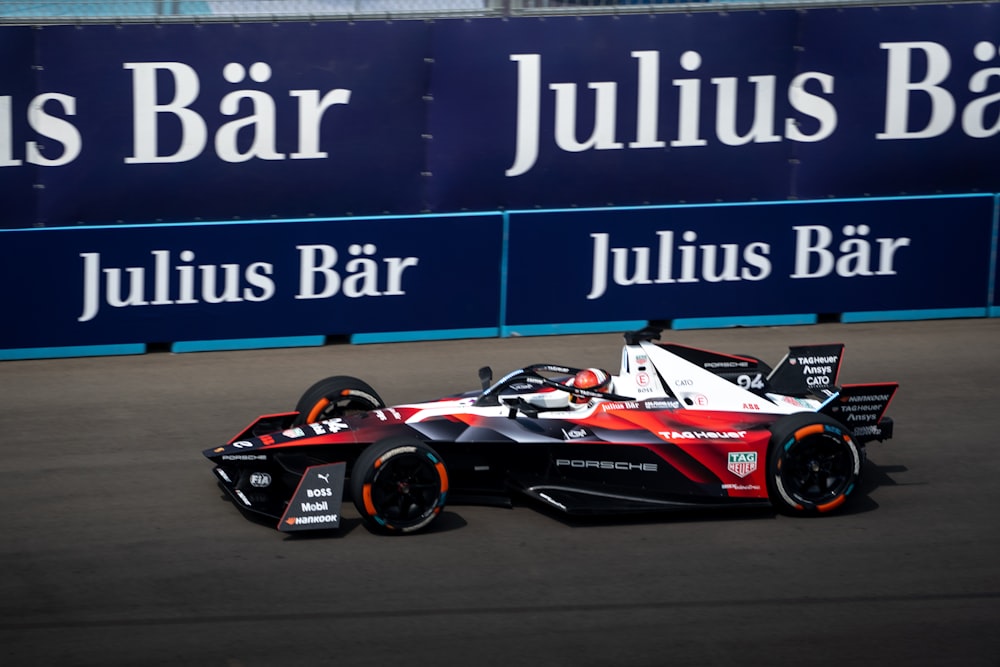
left=728, top=452, right=757, bottom=478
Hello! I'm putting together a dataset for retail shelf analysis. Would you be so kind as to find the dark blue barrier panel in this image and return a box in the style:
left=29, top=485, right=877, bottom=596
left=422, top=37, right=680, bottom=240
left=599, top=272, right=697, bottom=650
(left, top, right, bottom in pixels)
left=5, top=7, right=1000, bottom=227
left=7, top=21, right=429, bottom=227
left=428, top=12, right=799, bottom=210
left=794, top=4, right=1000, bottom=199
left=0, top=27, right=38, bottom=227
left=0, top=214, right=503, bottom=350
left=503, top=195, right=993, bottom=327
left=430, top=4, right=1000, bottom=210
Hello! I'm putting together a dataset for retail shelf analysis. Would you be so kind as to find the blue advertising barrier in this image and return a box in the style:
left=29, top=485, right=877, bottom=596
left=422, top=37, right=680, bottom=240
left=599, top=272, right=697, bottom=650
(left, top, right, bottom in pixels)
left=3, top=21, right=430, bottom=227
left=3, top=4, right=1000, bottom=227
left=792, top=6, right=1000, bottom=199
left=3, top=194, right=996, bottom=359
left=3, top=6, right=1000, bottom=358
left=427, top=11, right=802, bottom=209
left=435, top=4, right=1000, bottom=206
left=502, top=195, right=995, bottom=332
left=1, top=213, right=504, bottom=357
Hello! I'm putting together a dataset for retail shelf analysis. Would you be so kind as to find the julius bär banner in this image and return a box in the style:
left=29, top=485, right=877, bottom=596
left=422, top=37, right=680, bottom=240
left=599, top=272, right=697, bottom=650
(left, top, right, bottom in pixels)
left=0, top=214, right=502, bottom=350
left=2, top=21, right=430, bottom=227
left=791, top=6, right=1000, bottom=199
left=503, top=196, right=994, bottom=327
left=428, top=11, right=800, bottom=209
left=3, top=4, right=1000, bottom=227
left=428, top=4, right=1000, bottom=209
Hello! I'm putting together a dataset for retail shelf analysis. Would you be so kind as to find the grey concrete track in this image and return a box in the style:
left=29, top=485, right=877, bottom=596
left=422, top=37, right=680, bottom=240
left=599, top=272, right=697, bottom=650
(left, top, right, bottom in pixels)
left=1, top=319, right=998, bottom=666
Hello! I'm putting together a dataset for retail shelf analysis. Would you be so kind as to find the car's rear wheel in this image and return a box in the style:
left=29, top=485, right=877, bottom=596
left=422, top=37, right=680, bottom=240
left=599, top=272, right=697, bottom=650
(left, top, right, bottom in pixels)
left=767, top=413, right=862, bottom=515
left=350, top=437, right=448, bottom=534
left=292, top=376, right=385, bottom=425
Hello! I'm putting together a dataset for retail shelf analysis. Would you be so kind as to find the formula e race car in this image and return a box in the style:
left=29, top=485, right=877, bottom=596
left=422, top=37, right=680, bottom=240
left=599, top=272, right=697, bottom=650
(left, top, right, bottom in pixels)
left=204, top=328, right=898, bottom=534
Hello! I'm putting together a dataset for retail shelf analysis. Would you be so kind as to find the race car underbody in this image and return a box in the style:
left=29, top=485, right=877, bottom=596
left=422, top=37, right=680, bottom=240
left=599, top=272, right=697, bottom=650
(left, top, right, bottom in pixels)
left=204, top=327, right=898, bottom=534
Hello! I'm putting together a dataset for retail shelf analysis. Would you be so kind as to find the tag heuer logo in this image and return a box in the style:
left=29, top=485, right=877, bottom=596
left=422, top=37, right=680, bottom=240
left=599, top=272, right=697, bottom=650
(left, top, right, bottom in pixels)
left=727, top=452, right=758, bottom=478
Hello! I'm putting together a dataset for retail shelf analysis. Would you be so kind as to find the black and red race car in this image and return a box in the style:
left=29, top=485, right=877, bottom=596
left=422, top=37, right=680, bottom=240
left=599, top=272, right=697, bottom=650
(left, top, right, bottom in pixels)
left=204, top=328, right=898, bottom=534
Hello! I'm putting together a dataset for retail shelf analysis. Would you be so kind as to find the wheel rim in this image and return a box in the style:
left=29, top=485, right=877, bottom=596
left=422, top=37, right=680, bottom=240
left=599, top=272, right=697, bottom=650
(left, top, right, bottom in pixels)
left=778, top=427, right=857, bottom=509
left=366, top=453, right=444, bottom=528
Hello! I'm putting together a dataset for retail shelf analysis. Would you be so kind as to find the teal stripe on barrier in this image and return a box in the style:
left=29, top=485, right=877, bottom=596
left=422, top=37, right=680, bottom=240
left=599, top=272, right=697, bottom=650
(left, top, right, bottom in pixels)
left=671, top=313, right=818, bottom=330
left=841, top=308, right=988, bottom=323
left=989, top=306, right=1000, bottom=317
left=351, top=328, right=500, bottom=344
left=508, top=192, right=993, bottom=217
left=0, top=343, right=146, bottom=360
left=0, top=210, right=500, bottom=234
left=498, top=211, right=511, bottom=342
left=500, top=321, right=647, bottom=337
left=0, top=2, right=212, bottom=17
left=989, top=194, right=999, bottom=310
left=171, top=335, right=325, bottom=353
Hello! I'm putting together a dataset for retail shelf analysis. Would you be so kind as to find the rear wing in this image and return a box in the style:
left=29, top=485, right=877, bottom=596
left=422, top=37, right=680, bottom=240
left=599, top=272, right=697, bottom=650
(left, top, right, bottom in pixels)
left=767, top=344, right=845, bottom=395
left=820, top=382, right=899, bottom=442
left=768, top=344, right=898, bottom=441
left=653, top=341, right=846, bottom=397
left=623, top=332, right=898, bottom=442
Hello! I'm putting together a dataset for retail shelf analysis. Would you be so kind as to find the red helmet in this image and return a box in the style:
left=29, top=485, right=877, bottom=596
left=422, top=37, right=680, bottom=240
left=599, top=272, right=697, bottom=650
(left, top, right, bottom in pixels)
left=570, top=368, right=611, bottom=403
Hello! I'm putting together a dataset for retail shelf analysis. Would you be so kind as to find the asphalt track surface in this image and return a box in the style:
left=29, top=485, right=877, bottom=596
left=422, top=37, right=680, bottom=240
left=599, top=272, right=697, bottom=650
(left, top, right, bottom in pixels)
left=1, top=319, right=998, bottom=667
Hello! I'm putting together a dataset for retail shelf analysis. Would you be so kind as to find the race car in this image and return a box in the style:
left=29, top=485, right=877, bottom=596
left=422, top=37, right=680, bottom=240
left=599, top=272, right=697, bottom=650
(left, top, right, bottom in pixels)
left=204, top=327, right=898, bottom=534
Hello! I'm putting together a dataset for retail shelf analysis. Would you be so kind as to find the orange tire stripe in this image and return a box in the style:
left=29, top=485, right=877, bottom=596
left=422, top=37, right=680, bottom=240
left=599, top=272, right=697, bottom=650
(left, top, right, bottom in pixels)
left=362, top=484, right=377, bottom=516
left=817, top=495, right=846, bottom=512
left=436, top=462, right=449, bottom=494
left=795, top=424, right=825, bottom=439
left=306, top=398, right=330, bottom=424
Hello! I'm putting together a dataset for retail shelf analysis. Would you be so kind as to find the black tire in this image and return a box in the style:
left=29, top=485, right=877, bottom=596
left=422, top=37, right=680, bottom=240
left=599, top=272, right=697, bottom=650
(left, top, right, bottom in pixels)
left=767, top=413, right=862, bottom=515
left=292, top=376, right=385, bottom=426
left=350, top=437, right=448, bottom=534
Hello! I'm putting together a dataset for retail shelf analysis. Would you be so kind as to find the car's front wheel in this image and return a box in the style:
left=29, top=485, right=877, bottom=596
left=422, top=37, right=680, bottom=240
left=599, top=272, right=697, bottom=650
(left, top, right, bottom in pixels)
left=350, top=437, right=449, bottom=534
left=292, top=376, right=385, bottom=426
left=767, top=413, right=862, bottom=515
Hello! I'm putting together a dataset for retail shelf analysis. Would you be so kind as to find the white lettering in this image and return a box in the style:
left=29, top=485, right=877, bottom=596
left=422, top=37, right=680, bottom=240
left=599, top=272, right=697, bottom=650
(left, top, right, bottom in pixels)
left=630, top=50, right=666, bottom=149
left=26, top=93, right=82, bottom=166
left=507, top=50, right=837, bottom=177
left=1, top=93, right=84, bottom=167
left=0, top=96, right=19, bottom=167
left=300, top=500, right=329, bottom=512
left=555, top=459, right=658, bottom=472
left=124, top=61, right=352, bottom=165
left=289, top=514, right=339, bottom=525
left=295, top=244, right=418, bottom=301
left=125, top=62, right=206, bottom=164
left=77, top=250, right=277, bottom=323
left=877, top=42, right=954, bottom=140
left=786, top=72, right=838, bottom=142
left=658, top=430, right=748, bottom=440
left=507, top=54, right=542, bottom=177
left=289, top=88, right=352, bottom=159
left=790, top=225, right=910, bottom=279
left=551, top=80, right=624, bottom=153
left=712, top=74, right=782, bottom=146
left=586, top=230, right=772, bottom=299
left=216, top=62, right=284, bottom=163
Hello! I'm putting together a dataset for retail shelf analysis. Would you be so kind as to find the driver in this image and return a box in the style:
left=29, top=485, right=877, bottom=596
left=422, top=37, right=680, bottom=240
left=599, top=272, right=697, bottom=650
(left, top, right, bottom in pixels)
left=569, top=368, right=612, bottom=405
